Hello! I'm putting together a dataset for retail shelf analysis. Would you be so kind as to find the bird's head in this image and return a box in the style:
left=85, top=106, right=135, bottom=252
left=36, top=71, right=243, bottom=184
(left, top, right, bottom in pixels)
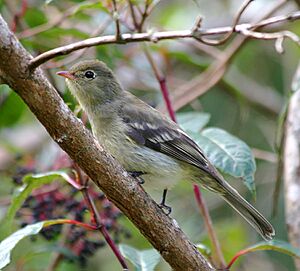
left=57, top=60, right=122, bottom=107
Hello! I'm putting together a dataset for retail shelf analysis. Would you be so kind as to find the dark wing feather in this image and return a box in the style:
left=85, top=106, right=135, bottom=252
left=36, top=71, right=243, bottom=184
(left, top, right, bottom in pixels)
left=120, top=99, right=209, bottom=171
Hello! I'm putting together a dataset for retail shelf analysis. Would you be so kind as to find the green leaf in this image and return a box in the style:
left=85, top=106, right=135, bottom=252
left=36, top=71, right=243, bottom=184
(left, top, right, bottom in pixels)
left=177, top=112, right=210, bottom=133
left=245, top=240, right=300, bottom=256
left=191, top=127, right=256, bottom=195
left=119, top=244, right=161, bottom=271
left=40, top=27, right=90, bottom=39
left=0, top=89, right=26, bottom=128
left=0, top=219, right=80, bottom=270
left=228, top=240, right=300, bottom=269
left=1, top=171, right=71, bottom=236
left=24, top=8, right=48, bottom=28
left=73, top=2, right=109, bottom=15
left=0, top=222, right=44, bottom=269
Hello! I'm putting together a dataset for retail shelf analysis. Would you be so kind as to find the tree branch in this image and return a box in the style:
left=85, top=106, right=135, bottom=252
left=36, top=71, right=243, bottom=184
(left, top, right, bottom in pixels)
left=166, top=0, right=289, bottom=112
left=284, top=61, right=300, bottom=270
left=28, top=10, right=300, bottom=69
left=0, top=14, right=214, bottom=271
left=193, top=0, right=254, bottom=45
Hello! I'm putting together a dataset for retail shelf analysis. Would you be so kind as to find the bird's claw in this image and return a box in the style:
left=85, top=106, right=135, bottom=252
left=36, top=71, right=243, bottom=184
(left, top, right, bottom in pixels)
left=159, top=202, right=172, bottom=215
left=128, top=171, right=145, bottom=184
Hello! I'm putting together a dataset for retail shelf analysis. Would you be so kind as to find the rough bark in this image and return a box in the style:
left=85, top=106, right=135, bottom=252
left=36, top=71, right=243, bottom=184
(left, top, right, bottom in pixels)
left=284, top=63, right=300, bottom=270
left=0, top=14, right=214, bottom=271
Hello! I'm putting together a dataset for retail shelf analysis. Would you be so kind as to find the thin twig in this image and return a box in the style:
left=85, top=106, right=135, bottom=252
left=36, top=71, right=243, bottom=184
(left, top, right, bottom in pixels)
left=138, top=0, right=151, bottom=32
left=147, top=0, right=161, bottom=18
left=189, top=40, right=223, bottom=59
left=29, top=10, right=300, bottom=69
left=112, top=0, right=122, bottom=41
left=194, top=186, right=226, bottom=269
left=193, top=0, right=254, bottom=45
left=82, top=182, right=128, bottom=270
left=143, top=46, right=176, bottom=121
left=238, top=28, right=300, bottom=53
left=45, top=17, right=112, bottom=68
left=73, top=164, right=128, bottom=270
left=252, top=148, right=277, bottom=163
left=127, top=0, right=139, bottom=29
left=10, top=0, right=27, bottom=32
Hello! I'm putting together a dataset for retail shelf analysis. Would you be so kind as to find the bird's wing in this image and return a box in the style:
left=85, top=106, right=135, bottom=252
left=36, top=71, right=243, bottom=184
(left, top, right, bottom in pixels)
left=119, top=95, right=210, bottom=172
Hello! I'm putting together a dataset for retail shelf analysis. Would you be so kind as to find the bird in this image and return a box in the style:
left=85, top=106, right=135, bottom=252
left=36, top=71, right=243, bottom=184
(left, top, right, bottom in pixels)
left=57, top=59, right=275, bottom=241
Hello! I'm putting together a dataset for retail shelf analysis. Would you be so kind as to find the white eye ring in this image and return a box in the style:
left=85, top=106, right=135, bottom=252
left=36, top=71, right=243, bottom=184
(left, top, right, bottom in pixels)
left=84, top=70, right=95, bottom=79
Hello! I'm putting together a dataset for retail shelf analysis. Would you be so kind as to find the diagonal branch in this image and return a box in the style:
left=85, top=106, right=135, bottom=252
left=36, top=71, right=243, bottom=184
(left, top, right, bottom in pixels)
left=0, top=14, right=214, bottom=271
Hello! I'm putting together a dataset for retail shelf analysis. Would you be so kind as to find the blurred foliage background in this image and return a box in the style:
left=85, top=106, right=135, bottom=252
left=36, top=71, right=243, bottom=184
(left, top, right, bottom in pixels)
left=0, top=0, right=300, bottom=270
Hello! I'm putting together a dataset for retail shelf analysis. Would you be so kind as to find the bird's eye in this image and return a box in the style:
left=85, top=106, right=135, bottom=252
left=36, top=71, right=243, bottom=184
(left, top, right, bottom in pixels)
left=84, top=70, right=95, bottom=79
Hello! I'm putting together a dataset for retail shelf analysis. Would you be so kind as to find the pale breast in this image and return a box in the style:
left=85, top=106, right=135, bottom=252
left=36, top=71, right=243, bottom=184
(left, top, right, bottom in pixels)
left=91, top=117, right=187, bottom=189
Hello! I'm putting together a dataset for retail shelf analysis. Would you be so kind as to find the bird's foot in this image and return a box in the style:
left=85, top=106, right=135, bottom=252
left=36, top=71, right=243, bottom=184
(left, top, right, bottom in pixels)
left=128, top=171, right=145, bottom=185
left=159, top=202, right=172, bottom=215
left=159, top=189, right=172, bottom=215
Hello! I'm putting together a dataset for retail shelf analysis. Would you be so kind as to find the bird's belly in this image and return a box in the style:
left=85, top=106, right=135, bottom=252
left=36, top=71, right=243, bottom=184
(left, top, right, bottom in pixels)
left=123, top=146, right=186, bottom=189
left=101, top=136, right=186, bottom=189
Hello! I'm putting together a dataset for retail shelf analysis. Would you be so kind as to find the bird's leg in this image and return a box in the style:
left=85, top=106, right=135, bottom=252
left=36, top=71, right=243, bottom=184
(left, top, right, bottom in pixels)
left=128, top=171, right=145, bottom=184
left=159, top=189, right=172, bottom=215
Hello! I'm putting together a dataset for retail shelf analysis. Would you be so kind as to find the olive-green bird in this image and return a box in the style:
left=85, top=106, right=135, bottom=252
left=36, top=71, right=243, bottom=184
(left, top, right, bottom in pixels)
left=57, top=59, right=275, bottom=240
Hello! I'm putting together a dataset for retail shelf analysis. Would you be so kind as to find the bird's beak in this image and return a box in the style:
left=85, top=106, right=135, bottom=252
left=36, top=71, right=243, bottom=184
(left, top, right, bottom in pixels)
left=56, top=71, right=75, bottom=80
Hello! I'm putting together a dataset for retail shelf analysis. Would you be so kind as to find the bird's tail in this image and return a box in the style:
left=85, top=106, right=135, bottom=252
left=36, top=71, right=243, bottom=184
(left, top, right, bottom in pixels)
left=221, top=187, right=275, bottom=241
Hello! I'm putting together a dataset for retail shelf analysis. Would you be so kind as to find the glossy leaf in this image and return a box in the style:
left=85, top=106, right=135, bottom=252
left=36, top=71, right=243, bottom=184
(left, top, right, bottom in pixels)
left=227, top=240, right=300, bottom=269
left=119, top=244, right=161, bottom=271
left=245, top=240, right=300, bottom=256
left=0, top=222, right=44, bottom=269
left=0, top=219, right=88, bottom=270
left=191, top=127, right=256, bottom=195
left=1, top=171, right=72, bottom=236
left=177, top=112, right=210, bottom=133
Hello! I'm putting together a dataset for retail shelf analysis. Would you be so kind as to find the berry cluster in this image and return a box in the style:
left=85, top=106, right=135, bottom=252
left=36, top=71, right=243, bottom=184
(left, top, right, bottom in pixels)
left=16, top=171, right=130, bottom=266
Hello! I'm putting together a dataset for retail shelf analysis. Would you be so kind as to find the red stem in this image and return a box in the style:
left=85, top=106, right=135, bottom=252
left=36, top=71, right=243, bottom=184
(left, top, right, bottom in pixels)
left=159, top=78, right=176, bottom=122
left=11, top=0, right=27, bottom=32
left=73, top=164, right=128, bottom=270
left=194, top=185, right=226, bottom=268
left=226, top=248, right=249, bottom=269
left=81, top=185, right=128, bottom=269
left=57, top=219, right=98, bottom=231
left=143, top=47, right=176, bottom=122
